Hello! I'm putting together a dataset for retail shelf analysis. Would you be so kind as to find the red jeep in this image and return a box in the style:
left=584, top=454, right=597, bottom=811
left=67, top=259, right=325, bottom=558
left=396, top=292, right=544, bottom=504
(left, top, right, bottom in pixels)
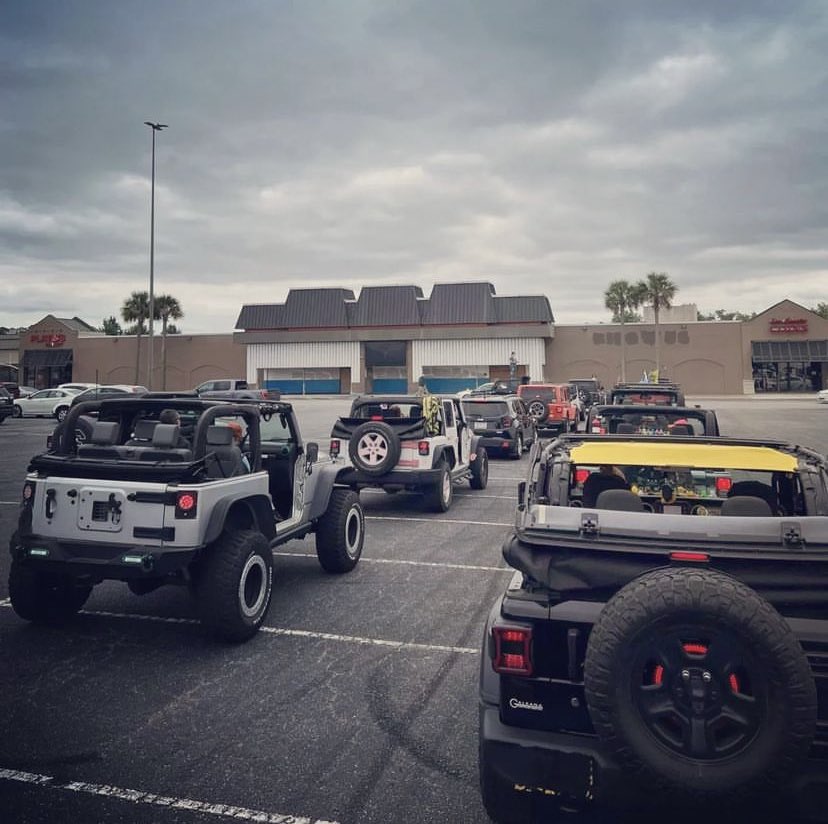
left=517, top=383, right=577, bottom=436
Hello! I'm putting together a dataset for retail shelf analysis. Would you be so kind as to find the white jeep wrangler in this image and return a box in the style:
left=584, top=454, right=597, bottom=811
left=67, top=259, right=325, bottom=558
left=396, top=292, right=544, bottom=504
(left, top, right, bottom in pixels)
left=330, top=394, right=489, bottom=511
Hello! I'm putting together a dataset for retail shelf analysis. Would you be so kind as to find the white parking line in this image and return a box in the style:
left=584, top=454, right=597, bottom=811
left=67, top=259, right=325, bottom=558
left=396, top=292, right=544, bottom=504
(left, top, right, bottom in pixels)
left=367, top=516, right=511, bottom=527
left=273, top=551, right=511, bottom=573
left=0, top=767, right=337, bottom=824
left=0, top=602, right=478, bottom=654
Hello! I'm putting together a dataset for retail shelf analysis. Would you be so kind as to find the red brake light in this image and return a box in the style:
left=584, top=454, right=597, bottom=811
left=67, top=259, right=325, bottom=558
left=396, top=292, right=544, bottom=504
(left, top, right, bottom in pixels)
left=418, top=440, right=430, bottom=456
left=670, top=551, right=710, bottom=563
left=715, top=477, right=732, bottom=495
left=492, top=626, right=533, bottom=676
left=575, top=469, right=590, bottom=485
left=330, top=439, right=341, bottom=457
left=175, top=491, right=198, bottom=519
left=370, top=415, right=383, bottom=421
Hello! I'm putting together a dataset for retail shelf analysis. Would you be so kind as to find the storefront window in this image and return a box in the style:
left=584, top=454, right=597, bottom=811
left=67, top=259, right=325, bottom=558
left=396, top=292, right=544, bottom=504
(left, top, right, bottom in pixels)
left=752, top=361, right=821, bottom=392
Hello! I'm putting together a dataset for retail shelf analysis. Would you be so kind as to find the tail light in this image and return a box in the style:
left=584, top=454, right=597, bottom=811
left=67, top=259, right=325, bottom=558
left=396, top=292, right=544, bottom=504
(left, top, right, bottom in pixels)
left=418, top=441, right=430, bottom=456
left=330, top=439, right=341, bottom=458
left=370, top=415, right=383, bottom=421
left=492, top=625, right=533, bottom=676
left=500, top=416, right=512, bottom=428
left=175, top=491, right=198, bottom=519
left=574, top=468, right=590, bottom=485
left=670, top=551, right=710, bottom=563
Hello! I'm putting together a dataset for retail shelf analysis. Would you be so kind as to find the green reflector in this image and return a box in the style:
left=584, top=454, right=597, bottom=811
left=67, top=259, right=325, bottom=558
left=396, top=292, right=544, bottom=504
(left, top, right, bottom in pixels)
left=122, top=555, right=144, bottom=565
left=29, top=548, right=49, bottom=557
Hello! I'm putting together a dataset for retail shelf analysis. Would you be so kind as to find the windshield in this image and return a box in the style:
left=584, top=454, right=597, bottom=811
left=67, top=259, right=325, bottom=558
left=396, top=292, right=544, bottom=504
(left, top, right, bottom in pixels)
left=611, top=390, right=679, bottom=405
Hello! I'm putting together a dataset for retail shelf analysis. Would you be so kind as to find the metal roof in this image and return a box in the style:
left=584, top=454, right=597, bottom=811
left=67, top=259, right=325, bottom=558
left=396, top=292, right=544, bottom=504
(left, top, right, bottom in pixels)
left=236, top=282, right=553, bottom=331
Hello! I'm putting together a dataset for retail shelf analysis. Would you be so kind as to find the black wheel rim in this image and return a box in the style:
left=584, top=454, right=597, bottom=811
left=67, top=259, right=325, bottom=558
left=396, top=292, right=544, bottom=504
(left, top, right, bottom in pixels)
left=630, top=624, right=766, bottom=761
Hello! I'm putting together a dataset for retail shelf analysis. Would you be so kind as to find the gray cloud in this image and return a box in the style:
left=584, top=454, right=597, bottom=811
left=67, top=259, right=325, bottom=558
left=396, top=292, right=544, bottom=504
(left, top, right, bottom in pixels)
left=1, top=0, right=826, bottom=331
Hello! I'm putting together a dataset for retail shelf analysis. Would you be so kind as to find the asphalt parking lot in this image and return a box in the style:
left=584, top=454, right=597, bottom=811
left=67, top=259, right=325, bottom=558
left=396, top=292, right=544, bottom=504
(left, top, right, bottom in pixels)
left=0, top=396, right=826, bottom=823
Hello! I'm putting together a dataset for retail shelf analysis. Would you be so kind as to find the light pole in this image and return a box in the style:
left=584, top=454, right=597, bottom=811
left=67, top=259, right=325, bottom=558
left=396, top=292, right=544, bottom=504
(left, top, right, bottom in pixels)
left=144, top=120, right=167, bottom=390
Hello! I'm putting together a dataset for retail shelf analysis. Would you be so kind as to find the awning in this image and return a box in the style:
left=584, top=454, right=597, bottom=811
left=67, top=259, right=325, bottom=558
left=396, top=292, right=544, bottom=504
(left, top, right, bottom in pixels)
left=22, top=349, right=73, bottom=367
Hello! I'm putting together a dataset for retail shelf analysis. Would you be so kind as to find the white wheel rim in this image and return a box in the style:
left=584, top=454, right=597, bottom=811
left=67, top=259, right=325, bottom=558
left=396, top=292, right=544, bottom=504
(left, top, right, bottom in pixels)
left=529, top=402, right=544, bottom=418
left=442, top=470, right=451, bottom=503
left=345, top=507, right=362, bottom=556
left=239, top=554, right=268, bottom=618
left=357, top=432, right=389, bottom=466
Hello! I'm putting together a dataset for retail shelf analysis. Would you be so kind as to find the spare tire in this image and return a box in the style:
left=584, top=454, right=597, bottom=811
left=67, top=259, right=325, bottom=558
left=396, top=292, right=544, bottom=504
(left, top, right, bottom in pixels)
left=527, top=397, right=549, bottom=423
left=584, top=566, right=816, bottom=804
left=348, top=421, right=401, bottom=476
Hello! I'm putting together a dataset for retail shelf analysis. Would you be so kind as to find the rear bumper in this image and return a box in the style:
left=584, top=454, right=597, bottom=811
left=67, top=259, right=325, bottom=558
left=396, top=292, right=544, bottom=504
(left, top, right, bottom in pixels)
left=480, top=701, right=828, bottom=820
left=336, top=467, right=443, bottom=489
left=536, top=421, right=568, bottom=436
left=477, top=434, right=518, bottom=452
left=11, top=533, right=201, bottom=580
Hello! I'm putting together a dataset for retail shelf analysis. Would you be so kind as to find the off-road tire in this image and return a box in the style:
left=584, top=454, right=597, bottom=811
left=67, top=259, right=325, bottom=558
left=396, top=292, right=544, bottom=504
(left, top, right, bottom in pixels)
left=315, top=488, right=364, bottom=574
left=424, top=461, right=453, bottom=512
left=9, top=560, right=92, bottom=624
left=348, top=421, right=402, bottom=476
left=470, top=447, right=489, bottom=489
left=510, top=433, right=523, bottom=459
left=527, top=398, right=549, bottom=423
left=584, top=567, right=816, bottom=804
left=195, top=529, right=273, bottom=642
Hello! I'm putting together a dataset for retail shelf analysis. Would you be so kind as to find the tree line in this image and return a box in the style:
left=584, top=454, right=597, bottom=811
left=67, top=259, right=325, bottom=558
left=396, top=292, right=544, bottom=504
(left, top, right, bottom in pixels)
left=99, top=291, right=183, bottom=389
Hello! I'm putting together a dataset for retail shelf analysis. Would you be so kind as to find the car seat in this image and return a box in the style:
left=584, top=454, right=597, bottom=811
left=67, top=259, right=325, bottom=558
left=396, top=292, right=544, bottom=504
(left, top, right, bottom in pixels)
left=582, top=472, right=629, bottom=507
left=138, top=423, right=193, bottom=463
left=126, top=419, right=157, bottom=446
left=204, top=425, right=246, bottom=477
left=615, top=422, right=636, bottom=434
left=721, top=496, right=773, bottom=517
left=77, top=421, right=121, bottom=459
left=728, top=481, right=780, bottom=514
left=670, top=424, right=694, bottom=436
left=595, top=489, right=645, bottom=511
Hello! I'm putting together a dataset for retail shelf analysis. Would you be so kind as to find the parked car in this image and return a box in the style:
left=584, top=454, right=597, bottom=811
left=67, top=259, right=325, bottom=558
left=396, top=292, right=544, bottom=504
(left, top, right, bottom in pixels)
left=1, top=381, right=20, bottom=399
left=17, top=385, right=38, bottom=399
left=57, top=382, right=98, bottom=393
left=331, top=394, right=488, bottom=511
left=69, top=385, right=148, bottom=407
left=818, top=389, right=828, bottom=404
left=584, top=404, right=720, bottom=436
left=568, top=377, right=605, bottom=407
left=11, top=396, right=364, bottom=641
left=480, top=433, right=828, bottom=822
left=460, top=395, right=536, bottom=459
left=0, top=386, right=14, bottom=424
left=516, top=383, right=578, bottom=436
left=13, top=388, right=80, bottom=421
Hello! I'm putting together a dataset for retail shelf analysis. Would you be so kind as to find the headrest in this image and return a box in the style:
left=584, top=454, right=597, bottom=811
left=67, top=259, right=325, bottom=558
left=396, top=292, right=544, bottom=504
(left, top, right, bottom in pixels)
left=207, top=425, right=234, bottom=446
left=90, top=421, right=120, bottom=445
left=595, top=489, right=645, bottom=512
left=152, top=423, right=180, bottom=448
left=720, top=496, right=773, bottom=517
left=670, top=424, right=693, bottom=435
left=616, top=422, right=636, bottom=434
left=132, top=419, right=157, bottom=440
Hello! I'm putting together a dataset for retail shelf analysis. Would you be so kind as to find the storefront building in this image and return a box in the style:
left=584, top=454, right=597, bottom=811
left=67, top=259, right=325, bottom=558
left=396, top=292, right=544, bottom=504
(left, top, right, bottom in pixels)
left=235, top=283, right=554, bottom=394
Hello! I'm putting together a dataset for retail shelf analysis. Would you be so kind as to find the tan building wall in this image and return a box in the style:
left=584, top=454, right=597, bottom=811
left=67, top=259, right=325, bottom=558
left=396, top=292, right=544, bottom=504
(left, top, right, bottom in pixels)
left=547, top=321, right=745, bottom=394
left=73, top=333, right=246, bottom=390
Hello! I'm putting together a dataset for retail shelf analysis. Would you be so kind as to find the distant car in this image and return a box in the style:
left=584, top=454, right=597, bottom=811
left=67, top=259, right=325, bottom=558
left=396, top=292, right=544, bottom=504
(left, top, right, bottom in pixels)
left=68, top=385, right=148, bottom=407
left=194, top=379, right=249, bottom=394
left=516, top=383, right=578, bottom=436
left=0, top=386, right=13, bottom=424
left=609, top=381, right=686, bottom=406
left=1, top=381, right=20, bottom=399
left=57, top=382, right=98, bottom=393
left=13, top=388, right=79, bottom=421
left=461, top=395, right=536, bottom=459
left=818, top=389, right=828, bottom=404
left=585, top=404, right=720, bottom=436
left=17, top=386, right=38, bottom=399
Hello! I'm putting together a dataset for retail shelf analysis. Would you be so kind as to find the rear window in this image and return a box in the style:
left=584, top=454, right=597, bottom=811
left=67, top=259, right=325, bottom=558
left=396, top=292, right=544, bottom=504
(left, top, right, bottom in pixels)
left=592, top=412, right=706, bottom=435
left=462, top=400, right=509, bottom=417
left=520, top=387, right=555, bottom=403
left=351, top=401, right=423, bottom=419
left=612, top=391, right=678, bottom=405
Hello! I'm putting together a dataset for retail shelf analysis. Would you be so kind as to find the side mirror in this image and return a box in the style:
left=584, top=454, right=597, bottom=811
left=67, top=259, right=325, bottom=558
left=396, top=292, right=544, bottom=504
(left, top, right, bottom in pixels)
left=305, top=442, right=319, bottom=464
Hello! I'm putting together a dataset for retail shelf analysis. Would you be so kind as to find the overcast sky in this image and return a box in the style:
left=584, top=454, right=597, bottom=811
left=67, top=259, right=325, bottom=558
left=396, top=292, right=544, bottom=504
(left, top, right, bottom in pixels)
left=1, top=0, right=826, bottom=332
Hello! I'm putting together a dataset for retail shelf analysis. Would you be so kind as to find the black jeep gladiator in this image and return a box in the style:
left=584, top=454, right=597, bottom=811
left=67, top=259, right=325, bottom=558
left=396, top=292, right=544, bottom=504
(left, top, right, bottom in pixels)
left=480, top=433, right=828, bottom=822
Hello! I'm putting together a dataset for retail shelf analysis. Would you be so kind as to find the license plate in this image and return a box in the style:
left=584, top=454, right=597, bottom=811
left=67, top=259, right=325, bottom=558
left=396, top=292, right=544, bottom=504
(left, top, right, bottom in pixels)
left=474, top=421, right=488, bottom=431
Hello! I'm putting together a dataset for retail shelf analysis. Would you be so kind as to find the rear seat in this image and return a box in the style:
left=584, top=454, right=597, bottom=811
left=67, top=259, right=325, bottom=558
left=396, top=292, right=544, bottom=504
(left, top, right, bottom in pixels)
left=136, top=423, right=193, bottom=463
left=77, top=421, right=123, bottom=460
left=126, top=419, right=157, bottom=446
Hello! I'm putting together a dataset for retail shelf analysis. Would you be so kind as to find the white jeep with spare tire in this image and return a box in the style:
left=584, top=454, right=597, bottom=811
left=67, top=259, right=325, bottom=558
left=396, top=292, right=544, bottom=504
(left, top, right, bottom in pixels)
left=330, top=394, right=489, bottom=511
left=10, top=396, right=365, bottom=642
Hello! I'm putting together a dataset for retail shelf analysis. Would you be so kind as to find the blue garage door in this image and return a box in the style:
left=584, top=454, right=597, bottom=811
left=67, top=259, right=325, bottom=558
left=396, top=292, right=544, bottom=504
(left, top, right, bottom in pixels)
left=263, top=368, right=342, bottom=395
left=372, top=378, right=408, bottom=393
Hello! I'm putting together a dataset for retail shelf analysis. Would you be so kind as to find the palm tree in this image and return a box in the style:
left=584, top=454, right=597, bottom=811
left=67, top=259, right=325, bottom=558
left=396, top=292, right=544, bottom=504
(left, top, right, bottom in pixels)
left=604, top=280, right=644, bottom=383
left=155, top=294, right=183, bottom=390
left=121, top=291, right=151, bottom=384
left=638, top=272, right=678, bottom=379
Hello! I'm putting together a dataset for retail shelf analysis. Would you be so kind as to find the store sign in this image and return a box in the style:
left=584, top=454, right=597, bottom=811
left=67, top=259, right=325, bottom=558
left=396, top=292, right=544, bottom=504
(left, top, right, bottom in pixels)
left=29, top=332, right=66, bottom=347
left=769, top=317, right=808, bottom=334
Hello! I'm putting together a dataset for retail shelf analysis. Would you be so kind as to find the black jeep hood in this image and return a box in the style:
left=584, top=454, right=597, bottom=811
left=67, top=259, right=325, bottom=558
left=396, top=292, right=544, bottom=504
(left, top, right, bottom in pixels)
left=503, top=532, right=828, bottom=609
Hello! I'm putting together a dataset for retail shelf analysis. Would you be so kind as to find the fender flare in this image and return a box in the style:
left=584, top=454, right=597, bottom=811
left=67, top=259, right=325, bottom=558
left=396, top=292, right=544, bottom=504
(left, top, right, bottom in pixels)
left=307, top=466, right=342, bottom=521
left=204, top=494, right=276, bottom=544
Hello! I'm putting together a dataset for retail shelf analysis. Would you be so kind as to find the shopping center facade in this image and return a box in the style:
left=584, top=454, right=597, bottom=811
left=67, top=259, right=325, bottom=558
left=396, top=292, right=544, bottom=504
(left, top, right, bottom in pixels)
left=5, top=288, right=827, bottom=395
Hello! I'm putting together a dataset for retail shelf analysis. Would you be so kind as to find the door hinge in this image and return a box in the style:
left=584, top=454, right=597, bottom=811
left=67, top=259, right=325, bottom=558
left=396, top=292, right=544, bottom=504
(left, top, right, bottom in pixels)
left=580, top=512, right=599, bottom=537
left=782, top=522, right=803, bottom=548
